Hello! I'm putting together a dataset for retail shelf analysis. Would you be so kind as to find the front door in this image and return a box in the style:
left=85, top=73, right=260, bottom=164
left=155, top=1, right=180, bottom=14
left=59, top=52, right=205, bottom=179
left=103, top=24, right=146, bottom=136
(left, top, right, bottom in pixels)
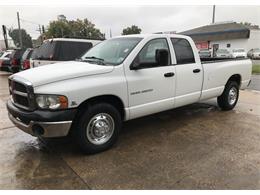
left=125, top=38, right=176, bottom=119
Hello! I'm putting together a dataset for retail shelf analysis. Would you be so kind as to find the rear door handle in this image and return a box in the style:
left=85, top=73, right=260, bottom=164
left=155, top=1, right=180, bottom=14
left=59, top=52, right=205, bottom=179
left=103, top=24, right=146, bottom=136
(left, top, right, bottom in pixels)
left=164, top=72, right=175, bottom=77
left=193, top=69, right=201, bottom=73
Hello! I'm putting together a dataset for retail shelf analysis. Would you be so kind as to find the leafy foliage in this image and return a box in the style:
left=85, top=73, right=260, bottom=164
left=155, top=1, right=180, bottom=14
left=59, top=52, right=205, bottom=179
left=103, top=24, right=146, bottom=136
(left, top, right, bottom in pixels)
left=44, top=18, right=105, bottom=39
left=122, top=25, right=142, bottom=35
left=8, top=29, right=33, bottom=49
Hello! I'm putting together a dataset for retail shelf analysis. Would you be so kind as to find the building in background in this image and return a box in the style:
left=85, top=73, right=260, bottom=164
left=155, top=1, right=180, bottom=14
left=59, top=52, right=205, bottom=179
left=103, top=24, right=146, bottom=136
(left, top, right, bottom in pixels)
left=180, top=21, right=260, bottom=56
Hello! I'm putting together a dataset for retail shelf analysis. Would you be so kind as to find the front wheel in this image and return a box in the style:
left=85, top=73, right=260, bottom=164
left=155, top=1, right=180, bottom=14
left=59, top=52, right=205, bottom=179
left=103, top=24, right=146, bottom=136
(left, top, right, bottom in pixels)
left=74, top=103, right=121, bottom=154
left=217, top=81, right=239, bottom=111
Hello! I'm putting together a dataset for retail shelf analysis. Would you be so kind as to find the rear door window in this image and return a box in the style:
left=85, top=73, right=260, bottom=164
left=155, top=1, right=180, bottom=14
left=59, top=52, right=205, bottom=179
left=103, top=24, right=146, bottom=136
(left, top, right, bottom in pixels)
left=33, top=41, right=56, bottom=60
left=171, top=38, right=195, bottom=65
left=56, top=41, right=93, bottom=61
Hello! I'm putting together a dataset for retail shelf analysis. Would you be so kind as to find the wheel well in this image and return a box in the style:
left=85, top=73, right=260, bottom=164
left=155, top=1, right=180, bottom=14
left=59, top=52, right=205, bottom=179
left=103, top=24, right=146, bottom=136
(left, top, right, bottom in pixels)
left=77, top=95, right=125, bottom=120
left=227, top=74, right=241, bottom=87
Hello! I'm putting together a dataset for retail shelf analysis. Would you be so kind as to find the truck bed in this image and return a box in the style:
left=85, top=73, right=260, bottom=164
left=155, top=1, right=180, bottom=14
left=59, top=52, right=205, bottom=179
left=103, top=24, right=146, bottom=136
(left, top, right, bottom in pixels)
left=200, top=57, right=250, bottom=64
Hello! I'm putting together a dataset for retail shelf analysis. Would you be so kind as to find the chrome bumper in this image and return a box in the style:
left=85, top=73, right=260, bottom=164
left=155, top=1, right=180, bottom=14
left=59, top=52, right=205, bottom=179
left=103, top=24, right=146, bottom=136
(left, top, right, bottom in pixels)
left=8, top=113, right=72, bottom=138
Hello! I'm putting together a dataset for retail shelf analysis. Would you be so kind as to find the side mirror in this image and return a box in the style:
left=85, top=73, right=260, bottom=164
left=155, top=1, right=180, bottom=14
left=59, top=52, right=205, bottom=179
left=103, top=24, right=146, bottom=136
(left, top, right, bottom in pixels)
left=130, top=60, right=140, bottom=70
left=156, top=49, right=169, bottom=66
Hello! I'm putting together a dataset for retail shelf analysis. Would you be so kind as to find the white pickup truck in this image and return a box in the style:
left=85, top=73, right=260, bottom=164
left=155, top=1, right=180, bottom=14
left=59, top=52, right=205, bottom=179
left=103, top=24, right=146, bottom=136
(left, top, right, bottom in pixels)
left=7, top=34, right=252, bottom=153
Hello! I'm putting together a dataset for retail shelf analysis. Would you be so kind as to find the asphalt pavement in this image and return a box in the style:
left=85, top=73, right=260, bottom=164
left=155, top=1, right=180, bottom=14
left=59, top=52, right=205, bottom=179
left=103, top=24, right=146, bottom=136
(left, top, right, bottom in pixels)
left=247, top=74, right=260, bottom=91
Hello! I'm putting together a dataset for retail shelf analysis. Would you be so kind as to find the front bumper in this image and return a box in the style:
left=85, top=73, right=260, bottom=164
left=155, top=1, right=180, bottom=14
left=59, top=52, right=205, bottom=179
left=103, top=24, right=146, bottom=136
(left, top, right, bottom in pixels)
left=7, top=100, right=77, bottom=138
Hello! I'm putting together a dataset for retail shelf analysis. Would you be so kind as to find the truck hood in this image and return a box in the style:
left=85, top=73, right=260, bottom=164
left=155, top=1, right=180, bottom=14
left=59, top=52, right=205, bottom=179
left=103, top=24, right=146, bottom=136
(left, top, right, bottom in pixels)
left=11, top=61, right=114, bottom=87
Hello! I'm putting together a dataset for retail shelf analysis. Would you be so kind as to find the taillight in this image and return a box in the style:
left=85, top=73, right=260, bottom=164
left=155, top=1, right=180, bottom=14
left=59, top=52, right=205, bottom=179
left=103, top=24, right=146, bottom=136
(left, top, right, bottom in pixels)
left=11, top=58, right=18, bottom=66
left=23, top=60, right=30, bottom=69
left=0, top=60, right=2, bottom=66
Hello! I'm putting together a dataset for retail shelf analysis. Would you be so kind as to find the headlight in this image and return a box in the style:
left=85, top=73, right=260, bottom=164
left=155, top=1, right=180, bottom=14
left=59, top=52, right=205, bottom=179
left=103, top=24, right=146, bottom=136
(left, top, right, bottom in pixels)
left=36, top=95, right=68, bottom=110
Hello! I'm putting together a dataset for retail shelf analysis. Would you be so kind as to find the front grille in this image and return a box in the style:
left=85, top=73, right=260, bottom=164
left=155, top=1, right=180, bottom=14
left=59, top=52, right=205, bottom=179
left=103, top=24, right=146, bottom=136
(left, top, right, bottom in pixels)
left=9, top=79, right=35, bottom=111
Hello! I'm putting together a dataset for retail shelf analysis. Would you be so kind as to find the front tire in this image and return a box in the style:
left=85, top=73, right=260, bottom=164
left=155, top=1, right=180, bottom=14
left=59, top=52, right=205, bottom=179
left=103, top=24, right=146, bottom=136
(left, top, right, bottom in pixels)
left=74, top=103, right=121, bottom=154
left=217, top=81, right=239, bottom=111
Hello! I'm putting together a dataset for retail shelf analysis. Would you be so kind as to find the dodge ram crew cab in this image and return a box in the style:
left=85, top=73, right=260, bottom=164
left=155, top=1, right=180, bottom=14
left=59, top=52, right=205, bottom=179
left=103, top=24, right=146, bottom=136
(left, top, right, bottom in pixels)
left=7, top=34, right=252, bottom=154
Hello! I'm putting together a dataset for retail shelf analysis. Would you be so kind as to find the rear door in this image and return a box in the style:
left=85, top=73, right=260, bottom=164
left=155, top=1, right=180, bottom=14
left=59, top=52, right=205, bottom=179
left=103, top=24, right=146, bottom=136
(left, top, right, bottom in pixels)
left=170, top=38, right=203, bottom=107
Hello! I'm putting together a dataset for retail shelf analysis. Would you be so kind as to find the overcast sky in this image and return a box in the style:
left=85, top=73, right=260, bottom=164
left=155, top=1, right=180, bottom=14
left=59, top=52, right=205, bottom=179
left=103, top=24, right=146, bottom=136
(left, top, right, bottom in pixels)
left=0, top=5, right=259, bottom=39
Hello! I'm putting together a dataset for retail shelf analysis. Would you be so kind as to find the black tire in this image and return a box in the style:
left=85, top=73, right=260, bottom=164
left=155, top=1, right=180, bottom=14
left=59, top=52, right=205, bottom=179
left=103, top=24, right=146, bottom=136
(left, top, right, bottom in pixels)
left=73, top=103, right=121, bottom=154
left=217, top=81, right=239, bottom=111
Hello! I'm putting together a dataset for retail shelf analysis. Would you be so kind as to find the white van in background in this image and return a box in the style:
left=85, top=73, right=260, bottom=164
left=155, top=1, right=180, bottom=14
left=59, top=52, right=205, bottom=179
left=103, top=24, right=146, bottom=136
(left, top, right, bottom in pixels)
left=30, top=38, right=102, bottom=68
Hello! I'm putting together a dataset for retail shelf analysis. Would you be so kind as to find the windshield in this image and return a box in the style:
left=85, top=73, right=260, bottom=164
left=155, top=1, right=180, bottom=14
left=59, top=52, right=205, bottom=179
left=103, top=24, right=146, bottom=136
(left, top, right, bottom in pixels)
left=253, top=48, right=260, bottom=52
left=217, top=49, right=229, bottom=54
left=199, top=50, right=210, bottom=53
left=233, top=49, right=245, bottom=52
left=81, top=37, right=143, bottom=65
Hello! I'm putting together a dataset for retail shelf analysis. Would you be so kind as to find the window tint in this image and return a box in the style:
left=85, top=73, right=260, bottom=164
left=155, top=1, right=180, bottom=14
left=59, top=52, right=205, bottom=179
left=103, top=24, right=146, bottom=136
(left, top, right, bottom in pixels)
left=56, top=41, right=93, bottom=61
left=21, top=49, right=33, bottom=61
left=135, top=38, right=170, bottom=68
left=33, top=41, right=56, bottom=60
left=171, top=38, right=195, bottom=65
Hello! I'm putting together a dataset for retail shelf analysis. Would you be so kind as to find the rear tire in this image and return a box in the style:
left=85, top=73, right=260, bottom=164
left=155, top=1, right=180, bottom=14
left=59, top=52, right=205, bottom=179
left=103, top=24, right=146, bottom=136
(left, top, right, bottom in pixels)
left=74, top=103, right=121, bottom=154
left=217, top=81, right=239, bottom=111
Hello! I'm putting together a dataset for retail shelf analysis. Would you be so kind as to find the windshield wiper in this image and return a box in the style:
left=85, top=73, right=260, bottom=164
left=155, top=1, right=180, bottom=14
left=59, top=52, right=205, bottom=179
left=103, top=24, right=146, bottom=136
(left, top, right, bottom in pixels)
left=82, top=56, right=106, bottom=65
left=84, top=56, right=105, bottom=61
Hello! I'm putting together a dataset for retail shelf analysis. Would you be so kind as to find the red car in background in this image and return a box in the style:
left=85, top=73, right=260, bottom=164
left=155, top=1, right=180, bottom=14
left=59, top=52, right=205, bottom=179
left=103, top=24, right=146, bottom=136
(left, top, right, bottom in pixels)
left=20, top=48, right=33, bottom=70
left=10, top=49, right=26, bottom=73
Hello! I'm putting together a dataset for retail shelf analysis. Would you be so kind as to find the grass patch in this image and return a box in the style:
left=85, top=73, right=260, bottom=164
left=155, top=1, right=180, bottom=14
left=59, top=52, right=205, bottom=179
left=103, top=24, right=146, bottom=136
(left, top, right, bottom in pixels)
left=252, top=65, right=260, bottom=74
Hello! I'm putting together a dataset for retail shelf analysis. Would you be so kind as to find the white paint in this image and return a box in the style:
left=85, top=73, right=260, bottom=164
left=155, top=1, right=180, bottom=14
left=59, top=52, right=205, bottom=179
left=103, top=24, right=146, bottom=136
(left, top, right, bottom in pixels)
left=11, top=34, right=252, bottom=122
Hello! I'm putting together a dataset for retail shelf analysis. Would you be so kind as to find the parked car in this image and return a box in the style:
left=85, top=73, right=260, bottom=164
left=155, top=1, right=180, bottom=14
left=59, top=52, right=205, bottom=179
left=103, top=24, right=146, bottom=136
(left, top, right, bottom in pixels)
left=31, top=38, right=102, bottom=67
left=216, top=49, right=232, bottom=58
left=198, top=49, right=211, bottom=58
left=20, top=48, right=33, bottom=70
left=0, top=50, right=13, bottom=71
left=9, top=49, right=26, bottom=73
left=232, top=48, right=247, bottom=58
left=247, top=48, right=260, bottom=59
left=0, top=51, right=4, bottom=57
left=7, top=34, right=252, bottom=154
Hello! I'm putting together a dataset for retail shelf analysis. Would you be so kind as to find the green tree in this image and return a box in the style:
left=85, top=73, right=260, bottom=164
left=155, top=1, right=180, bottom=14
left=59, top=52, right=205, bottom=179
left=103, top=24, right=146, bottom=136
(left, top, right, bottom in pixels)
left=240, top=22, right=259, bottom=29
left=122, top=25, right=142, bottom=35
left=44, top=18, right=105, bottom=39
left=8, top=29, right=33, bottom=48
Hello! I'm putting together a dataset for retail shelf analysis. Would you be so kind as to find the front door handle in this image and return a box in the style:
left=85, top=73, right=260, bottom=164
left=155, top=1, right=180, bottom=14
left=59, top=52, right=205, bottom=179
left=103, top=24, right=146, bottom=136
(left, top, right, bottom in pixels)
left=164, top=72, right=175, bottom=77
left=193, top=69, right=201, bottom=73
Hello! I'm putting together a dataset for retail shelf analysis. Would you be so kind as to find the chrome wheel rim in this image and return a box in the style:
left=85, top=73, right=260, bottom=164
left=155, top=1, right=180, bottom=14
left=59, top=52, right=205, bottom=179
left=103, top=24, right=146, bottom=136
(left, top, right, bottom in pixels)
left=228, top=87, right=238, bottom=105
left=86, top=113, right=114, bottom=145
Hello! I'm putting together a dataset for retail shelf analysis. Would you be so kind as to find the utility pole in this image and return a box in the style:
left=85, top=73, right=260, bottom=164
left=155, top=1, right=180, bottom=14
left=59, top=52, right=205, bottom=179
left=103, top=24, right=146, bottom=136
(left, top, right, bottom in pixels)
left=212, top=5, right=216, bottom=24
left=109, top=28, right=112, bottom=38
left=17, top=12, right=23, bottom=49
left=2, top=25, right=8, bottom=49
left=38, top=24, right=43, bottom=43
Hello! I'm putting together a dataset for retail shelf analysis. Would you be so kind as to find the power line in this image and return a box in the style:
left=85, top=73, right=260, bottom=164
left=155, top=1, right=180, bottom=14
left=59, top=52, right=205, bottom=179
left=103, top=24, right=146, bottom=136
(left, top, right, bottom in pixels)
left=20, top=18, right=41, bottom=26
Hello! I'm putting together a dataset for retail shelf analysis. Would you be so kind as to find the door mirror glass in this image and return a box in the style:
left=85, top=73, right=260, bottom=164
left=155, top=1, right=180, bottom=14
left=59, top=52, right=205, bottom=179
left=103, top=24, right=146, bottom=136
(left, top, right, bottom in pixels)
left=156, top=49, right=169, bottom=66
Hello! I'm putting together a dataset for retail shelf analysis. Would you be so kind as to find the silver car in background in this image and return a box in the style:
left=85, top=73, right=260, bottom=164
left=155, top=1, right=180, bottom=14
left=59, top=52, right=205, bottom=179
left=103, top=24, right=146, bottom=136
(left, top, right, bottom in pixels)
left=232, top=48, right=247, bottom=58
left=216, top=49, right=232, bottom=58
left=199, top=49, right=211, bottom=58
left=247, top=48, right=260, bottom=59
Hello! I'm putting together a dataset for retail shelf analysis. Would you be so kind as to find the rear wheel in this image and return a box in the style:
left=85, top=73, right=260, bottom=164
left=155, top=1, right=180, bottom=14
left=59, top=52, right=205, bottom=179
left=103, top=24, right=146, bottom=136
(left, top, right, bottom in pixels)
left=74, top=103, right=121, bottom=154
left=217, top=81, right=239, bottom=111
